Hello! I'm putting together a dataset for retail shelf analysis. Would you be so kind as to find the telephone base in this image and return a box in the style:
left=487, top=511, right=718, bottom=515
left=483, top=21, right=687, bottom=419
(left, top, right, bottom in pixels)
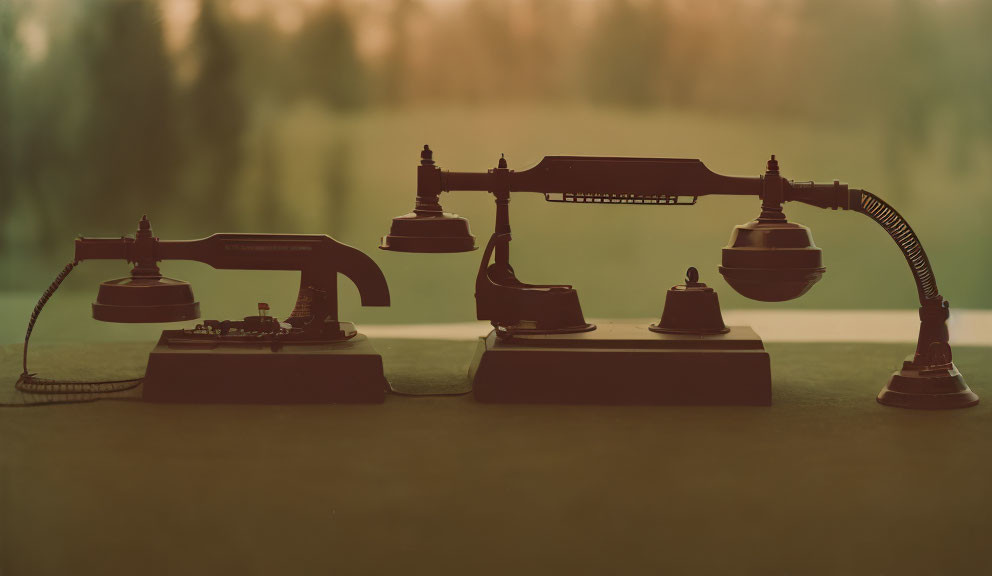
left=142, top=330, right=387, bottom=403
left=469, top=322, right=771, bottom=405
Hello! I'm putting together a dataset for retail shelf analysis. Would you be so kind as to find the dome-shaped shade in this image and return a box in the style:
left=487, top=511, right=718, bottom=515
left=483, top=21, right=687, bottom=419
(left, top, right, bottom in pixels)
left=92, top=275, right=200, bottom=323
left=719, top=219, right=825, bottom=302
left=380, top=212, right=476, bottom=253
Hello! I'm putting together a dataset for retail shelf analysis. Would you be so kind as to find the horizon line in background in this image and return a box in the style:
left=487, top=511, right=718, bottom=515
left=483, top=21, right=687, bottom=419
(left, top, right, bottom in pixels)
left=358, top=310, right=992, bottom=346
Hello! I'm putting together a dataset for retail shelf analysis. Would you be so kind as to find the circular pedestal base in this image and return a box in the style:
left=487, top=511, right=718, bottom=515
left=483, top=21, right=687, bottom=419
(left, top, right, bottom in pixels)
left=877, top=362, right=978, bottom=409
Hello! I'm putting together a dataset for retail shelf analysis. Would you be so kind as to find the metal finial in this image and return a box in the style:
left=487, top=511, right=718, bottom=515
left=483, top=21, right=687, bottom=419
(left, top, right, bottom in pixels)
left=766, top=154, right=779, bottom=174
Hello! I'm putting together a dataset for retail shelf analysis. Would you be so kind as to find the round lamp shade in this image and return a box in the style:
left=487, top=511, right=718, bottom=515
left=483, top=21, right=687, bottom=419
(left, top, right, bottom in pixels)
left=719, top=219, right=825, bottom=302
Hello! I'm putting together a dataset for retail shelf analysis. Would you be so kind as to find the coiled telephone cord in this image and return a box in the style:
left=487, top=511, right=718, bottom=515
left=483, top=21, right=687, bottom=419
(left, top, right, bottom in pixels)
left=15, top=261, right=141, bottom=396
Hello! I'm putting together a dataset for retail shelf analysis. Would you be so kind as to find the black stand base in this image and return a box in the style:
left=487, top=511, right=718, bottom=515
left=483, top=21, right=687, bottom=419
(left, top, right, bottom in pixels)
left=469, top=322, right=771, bottom=404
left=142, top=331, right=387, bottom=403
left=877, top=357, right=978, bottom=409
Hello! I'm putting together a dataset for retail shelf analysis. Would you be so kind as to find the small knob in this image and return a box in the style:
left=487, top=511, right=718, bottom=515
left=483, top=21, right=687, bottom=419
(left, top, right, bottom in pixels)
left=686, top=267, right=699, bottom=285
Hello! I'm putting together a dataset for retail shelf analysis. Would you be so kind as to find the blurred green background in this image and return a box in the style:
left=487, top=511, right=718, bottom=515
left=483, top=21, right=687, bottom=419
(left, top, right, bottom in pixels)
left=1, top=0, right=991, bottom=343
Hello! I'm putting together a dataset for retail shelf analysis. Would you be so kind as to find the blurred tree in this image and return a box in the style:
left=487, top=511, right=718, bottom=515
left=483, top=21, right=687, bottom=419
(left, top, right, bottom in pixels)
left=0, top=4, right=15, bottom=245
left=294, top=7, right=366, bottom=110
left=890, top=0, right=942, bottom=149
left=9, top=5, right=89, bottom=255
left=881, top=0, right=942, bottom=200
left=255, top=121, right=285, bottom=232
left=977, top=1, right=992, bottom=140
left=228, top=17, right=294, bottom=106
left=464, top=0, right=517, bottom=101
left=74, top=0, right=178, bottom=226
left=325, top=136, right=354, bottom=237
left=378, top=0, right=416, bottom=106
left=943, top=0, right=992, bottom=170
left=585, top=0, right=668, bottom=108
left=792, top=0, right=891, bottom=120
left=521, top=0, right=579, bottom=102
left=187, top=0, right=245, bottom=229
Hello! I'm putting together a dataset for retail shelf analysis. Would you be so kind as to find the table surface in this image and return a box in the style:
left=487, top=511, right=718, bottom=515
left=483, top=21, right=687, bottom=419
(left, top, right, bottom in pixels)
left=1, top=335, right=990, bottom=575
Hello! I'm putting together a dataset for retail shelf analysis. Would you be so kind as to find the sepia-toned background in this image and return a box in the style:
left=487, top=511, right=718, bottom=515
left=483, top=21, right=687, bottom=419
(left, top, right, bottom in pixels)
left=1, top=0, right=990, bottom=342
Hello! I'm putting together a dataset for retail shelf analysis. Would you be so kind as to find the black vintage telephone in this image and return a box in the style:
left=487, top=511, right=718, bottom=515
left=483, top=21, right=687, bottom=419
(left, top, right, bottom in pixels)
left=15, top=151, right=974, bottom=409
left=19, top=216, right=390, bottom=403
left=382, top=146, right=975, bottom=408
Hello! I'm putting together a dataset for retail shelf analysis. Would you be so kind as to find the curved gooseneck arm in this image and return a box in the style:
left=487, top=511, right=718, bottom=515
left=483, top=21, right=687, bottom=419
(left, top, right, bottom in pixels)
left=852, top=191, right=939, bottom=305
left=785, top=182, right=951, bottom=368
left=848, top=190, right=952, bottom=368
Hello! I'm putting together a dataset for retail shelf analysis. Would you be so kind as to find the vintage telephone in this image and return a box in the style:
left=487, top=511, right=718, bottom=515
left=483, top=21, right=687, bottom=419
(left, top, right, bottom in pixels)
left=19, top=216, right=390, bottom=403
left=382, top=146, right=976, bottom=408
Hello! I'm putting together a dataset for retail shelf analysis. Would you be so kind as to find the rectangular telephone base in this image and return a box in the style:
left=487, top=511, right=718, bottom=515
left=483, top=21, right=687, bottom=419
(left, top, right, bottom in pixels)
left=469, top=323, right=771, bottom=405
left=142, top=331, right=387, bottom=403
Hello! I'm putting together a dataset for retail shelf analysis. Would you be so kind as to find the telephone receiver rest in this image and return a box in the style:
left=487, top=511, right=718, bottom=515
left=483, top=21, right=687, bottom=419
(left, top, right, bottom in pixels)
left=475, top=233, right=593, bottom=335
left=287, top=239, right=390, bottom=337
